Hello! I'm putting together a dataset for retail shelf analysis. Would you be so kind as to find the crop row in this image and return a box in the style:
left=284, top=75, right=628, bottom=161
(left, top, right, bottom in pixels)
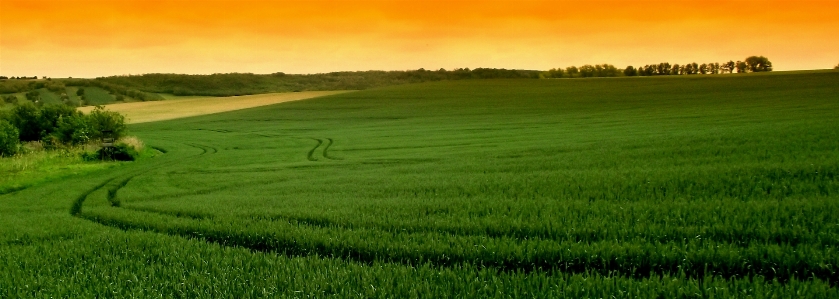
left=80, top=200, right=838, bottom=284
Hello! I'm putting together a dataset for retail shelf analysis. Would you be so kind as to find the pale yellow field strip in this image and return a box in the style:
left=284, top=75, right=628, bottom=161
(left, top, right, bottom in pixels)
left=78, top=91, right=352, bottom=124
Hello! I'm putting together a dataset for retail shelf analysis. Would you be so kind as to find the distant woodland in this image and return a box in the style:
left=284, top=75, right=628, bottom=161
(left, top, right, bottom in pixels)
left=1, top=57, right=778, bottom=104
left=1, top=68, right=539, bottom=100
left=541, top=56, right=773, bottom=79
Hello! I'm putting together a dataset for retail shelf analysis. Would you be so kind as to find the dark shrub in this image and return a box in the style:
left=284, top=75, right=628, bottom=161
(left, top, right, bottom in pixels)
left=84, top=143, right=138, bottom=161
left=0, top=119, right=19, bottom=156
left=9, top=103, right=41, bottom=141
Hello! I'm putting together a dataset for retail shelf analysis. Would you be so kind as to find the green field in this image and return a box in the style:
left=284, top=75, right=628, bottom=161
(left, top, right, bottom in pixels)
left=2, top=71, right=838, bottom=297
left=80, top=86, right=117, bottom=105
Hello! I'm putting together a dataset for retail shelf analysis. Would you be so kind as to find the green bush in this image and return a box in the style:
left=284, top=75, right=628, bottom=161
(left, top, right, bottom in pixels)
left=83, top=143, right=137, bottom=161
left=2, top=95, right=17, bottom=104
left=25, top=90, right=39, bottom=101
left=37, top=104, right=79, bottom=139
left=86, top=106, right=126, bottom=140
left=9, top=103, right=41, bottom=141
left=5, top=103, right=127, bottom=149
left=52, top=114, right=93, bottom=145
left=0, top=119, right=19, bottom=156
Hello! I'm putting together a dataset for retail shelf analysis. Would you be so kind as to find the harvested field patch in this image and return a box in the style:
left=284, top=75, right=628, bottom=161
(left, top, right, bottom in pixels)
left=78, top=91, right=351, bottom=124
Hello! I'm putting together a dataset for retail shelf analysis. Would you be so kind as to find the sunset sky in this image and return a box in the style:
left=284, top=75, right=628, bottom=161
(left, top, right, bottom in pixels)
left=2, top=0, right=837, bottom=78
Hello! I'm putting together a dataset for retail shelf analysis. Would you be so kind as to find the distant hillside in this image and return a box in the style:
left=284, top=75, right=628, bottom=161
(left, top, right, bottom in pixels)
left=94, top=68, right=541, bottom=97
left=1, top=68, right=540, bottom=106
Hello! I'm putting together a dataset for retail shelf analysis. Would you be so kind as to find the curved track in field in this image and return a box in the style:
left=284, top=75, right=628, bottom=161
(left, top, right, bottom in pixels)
left=68, top=138, right=838, bottom=286
left=307, top=138, right=341, bottom=161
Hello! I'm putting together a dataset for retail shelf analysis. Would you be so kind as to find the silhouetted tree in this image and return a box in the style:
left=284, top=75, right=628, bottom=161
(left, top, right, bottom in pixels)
left=565, top=66, right=579, bottom=78
left=671, top=64, right=681, bottom=75
left=656, top=63, right=671, bottom=75
left=579, top=65, right=596, bottom=77
left=735, top=61, right=748, bottom=73
left=683, top=63, right=695, bottom=75
left=597, top=64, right=619, bottom=77
left=699, top=64, right=708, bottom=74
left=540, top=68, right=565, bottom=78
left=722, top=61, right=735, bottom=73
left=745, top=56, right=772, bottom=72
left=623, top=66, right=637, bottom=76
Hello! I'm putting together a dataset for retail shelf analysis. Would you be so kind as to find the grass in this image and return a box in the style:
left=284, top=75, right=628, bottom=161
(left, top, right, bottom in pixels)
left=0, top=139, right=157, bottom=195
left=2, top=71, right=838, bottom=297
left=81, top=86, right=116, bottom=105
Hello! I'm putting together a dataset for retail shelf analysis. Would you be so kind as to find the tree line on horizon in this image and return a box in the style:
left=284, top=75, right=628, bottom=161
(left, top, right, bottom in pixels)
left=541, top=56, right=773, bottom=79
left=92, top=68, right=542, bottom=97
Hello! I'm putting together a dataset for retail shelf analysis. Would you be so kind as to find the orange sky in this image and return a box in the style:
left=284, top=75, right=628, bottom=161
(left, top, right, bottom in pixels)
left=1, top=0, right=837, bottom=77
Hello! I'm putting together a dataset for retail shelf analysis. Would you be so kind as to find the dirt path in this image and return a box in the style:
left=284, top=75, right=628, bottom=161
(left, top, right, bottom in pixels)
left=77, top=91, right=352, bottom=124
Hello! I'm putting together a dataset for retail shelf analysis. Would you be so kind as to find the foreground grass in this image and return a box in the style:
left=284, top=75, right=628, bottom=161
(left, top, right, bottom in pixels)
left=0, top=140, right=156, bottom=195
left=2, top=71, right=838, bottom=297
left=0, top=145, right=111, bottom=195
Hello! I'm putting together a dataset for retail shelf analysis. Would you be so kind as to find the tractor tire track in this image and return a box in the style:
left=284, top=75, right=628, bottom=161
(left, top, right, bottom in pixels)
left=307, top=139, right=323, bottom=161
left=71, top=140, right=216, bottom=216
left=70, top=138, right=839, bottom=285
left=322, top=138, right=342, bottom=160
left=75, top=205, right=838, bottom=285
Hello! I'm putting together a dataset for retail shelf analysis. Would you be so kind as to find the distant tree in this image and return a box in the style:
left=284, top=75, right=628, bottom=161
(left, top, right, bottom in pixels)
left=735, top=61, right=748, bottom=73
left=745, top=56, right=772, bottom=72
left=671, top=64, right=681, bottom=75
left=683, top=63, right=695, bottom=75
left=76, top=88, right=85, bottom=96
left=25, top=90, right=40, bottom=102
left=656, top=63, right=671, bottom=75
left=115, top=94, right=125, bottom=101
left=699, top=64, right=708, bottom=74
left=623, top=66, right=637, bottom=76
left=565, top=66, right=579, bottom=78
left=540, top=68, right=565, bottom=79
left=710, top=63, right=720, bottom=74
left=643, top=65, right=656, bottom=76
left=721, top=61, right=735, bottom=73
left=579, top=65, right=596, bottom=77
left=835, top=63, right=839, bottom=69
